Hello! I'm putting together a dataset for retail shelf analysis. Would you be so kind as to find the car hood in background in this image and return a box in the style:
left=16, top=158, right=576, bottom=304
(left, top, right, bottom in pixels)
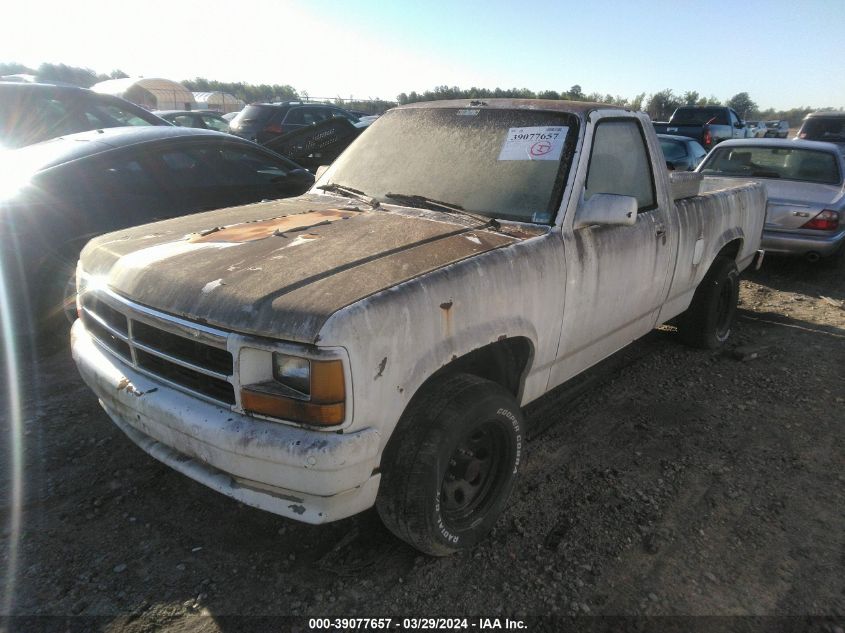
left=80, top=194, right=532, bottom=343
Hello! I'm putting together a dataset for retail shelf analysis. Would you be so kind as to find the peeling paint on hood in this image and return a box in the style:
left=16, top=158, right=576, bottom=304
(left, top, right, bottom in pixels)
left=80, top=194, right=534, bottom=343
left=189, top=209, right=356, bottom=243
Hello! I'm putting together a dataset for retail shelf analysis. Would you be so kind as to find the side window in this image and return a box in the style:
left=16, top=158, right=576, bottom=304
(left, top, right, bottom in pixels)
left=214, top=146, right=292, bottom=186
left=585, top=120, right=656, bottom=211
left=171, top=115, right=198, bottom=128
left=61, top=156, right=156, bottom=197
left=311, top=107, right=333, bottom=123
left=158, top=147, right=220, bottom=189
left=729, top=111, right=739, bottom=126
left=201, top=115, right=230, bottom=132
left=85, top=103, right=152, bottom=127
left=35, top=97, right=84, bottom=137
left=100, top=104, right=150, bottom=126
left=77, top=99, right=150, bottom=129
left=332, top=108, right=357, bottom=122
left=284, top=108, right=325, bottom=125
left=282, top=108, right=305, bottom=125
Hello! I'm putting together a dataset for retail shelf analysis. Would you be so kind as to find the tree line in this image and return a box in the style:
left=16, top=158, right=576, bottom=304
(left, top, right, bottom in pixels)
left=397, top=85, right=841, bottom=128
left=0, top=62, right=129, bottom=87
left=3, top=62, right=840, bottom=126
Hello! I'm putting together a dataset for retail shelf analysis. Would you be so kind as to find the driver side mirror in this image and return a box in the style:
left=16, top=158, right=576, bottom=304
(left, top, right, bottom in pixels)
left=574, top=193, right=638, bottom=229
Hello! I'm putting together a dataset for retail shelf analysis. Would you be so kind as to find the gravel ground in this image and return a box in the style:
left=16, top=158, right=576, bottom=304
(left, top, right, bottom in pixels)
left=1, top=253, right=843, bottom=631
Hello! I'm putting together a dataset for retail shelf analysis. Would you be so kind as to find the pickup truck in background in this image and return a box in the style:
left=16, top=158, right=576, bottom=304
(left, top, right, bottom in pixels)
left=71, top=100, right=766, bottom=555
left=763, top=120, right=790, bottom=138
left=653, top=106, right=750, bottom=150
left=745, top=121, right=768, bottom=138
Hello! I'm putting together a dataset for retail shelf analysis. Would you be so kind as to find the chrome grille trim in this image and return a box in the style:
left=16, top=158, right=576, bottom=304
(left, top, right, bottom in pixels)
left=80, top=287, right=235, bottom=407
left=81, top=306, right=129, bottom=342
left=130, top=340, right=231, bottom=382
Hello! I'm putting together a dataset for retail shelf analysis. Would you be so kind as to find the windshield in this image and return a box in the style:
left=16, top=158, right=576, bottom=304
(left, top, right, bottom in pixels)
left=670, top=107, right=728, bottom=126
left=0, top=92, right=159, bottom=149
left=317, top=107, right=577, bottom=223
left=799, top=117, right=845, bottom=142
left=230, top=105, right=277, bottom=130
left=700, top=146, right=841, bottom=184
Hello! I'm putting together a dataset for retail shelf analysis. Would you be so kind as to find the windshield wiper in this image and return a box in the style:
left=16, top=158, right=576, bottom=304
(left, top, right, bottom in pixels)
left=384, top=193, right=499, bottom=229
left=316, top=183, right=380, bottom=208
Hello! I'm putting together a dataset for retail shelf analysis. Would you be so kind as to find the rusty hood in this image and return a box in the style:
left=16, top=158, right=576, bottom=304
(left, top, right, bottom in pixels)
left=80, top=194, right=529, bottom=343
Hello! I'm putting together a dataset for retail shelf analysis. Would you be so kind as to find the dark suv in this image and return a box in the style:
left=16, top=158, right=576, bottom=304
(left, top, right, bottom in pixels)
left=0, top=82, right=170, bottom=149
left=228, top=102, right=359, bottom=145
left=797, top=111, right=845, bottom=154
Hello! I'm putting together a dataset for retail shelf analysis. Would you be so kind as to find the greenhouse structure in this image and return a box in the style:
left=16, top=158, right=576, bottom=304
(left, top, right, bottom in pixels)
left=90, top=78, right=196, bottom=111
left=192, top=91, right=244, bottom=113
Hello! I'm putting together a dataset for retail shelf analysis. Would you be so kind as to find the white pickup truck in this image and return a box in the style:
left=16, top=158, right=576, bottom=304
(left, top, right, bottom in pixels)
left=72, top=100, right=766, bottom=555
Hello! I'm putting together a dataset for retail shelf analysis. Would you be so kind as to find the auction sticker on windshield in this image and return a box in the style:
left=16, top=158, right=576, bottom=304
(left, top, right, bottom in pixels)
left=498, top=126, right=568, bottom=161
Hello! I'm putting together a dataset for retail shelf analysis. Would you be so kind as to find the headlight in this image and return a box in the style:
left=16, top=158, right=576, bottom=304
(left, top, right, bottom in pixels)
left=273, top=354, right=310, bottom=396
left=241, top=353, right=346, bottom=426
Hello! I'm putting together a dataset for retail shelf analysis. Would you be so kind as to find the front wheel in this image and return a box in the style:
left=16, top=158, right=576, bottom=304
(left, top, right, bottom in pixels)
left=376, top=373, right=524, bottom=556
left=678, top=256, right=740, bottom=350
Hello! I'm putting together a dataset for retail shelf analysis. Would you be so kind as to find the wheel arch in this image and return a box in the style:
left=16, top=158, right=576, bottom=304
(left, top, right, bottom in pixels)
left=405, top=336, right=535, bottom=411
left=433, top=336, right=534, bottom=399
left=699, top=231, right=744, bottom=280
left=716, top=236, right=743, bottom=262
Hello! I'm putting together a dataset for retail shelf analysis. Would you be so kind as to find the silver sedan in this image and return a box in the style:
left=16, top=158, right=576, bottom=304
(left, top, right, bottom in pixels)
left=697, top=139, right=845, bottom=261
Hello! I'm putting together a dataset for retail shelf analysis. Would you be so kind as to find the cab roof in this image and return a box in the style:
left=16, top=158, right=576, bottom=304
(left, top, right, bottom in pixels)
left=395, top=98, right=626, bottom=118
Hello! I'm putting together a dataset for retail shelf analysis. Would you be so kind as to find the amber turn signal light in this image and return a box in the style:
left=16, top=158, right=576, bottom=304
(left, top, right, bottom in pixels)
left=241, top=389, right=345, bottom=425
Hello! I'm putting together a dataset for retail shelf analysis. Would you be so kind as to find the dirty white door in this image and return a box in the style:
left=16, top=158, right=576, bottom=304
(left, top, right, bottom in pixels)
left=550, top=116, right=676, bottom=387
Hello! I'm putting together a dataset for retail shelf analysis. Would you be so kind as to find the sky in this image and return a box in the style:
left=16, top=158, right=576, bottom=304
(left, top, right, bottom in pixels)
left=1, top=0, right=843, bottom=110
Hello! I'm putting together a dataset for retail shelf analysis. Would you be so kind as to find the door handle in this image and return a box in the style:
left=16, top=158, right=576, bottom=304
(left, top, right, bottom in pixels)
left=655, top=224, right=666, bottom=238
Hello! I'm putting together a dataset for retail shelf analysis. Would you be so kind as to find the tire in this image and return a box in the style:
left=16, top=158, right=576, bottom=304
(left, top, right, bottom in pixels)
left=678, top=256, right=740, bottom=350
left=376, top=373, right=524, bottom=556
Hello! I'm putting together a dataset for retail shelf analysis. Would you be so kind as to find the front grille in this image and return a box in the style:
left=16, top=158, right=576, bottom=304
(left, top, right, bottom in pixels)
left=132, top=320, right=232, bottom=375
left=81, top=291, right=235, bottom=406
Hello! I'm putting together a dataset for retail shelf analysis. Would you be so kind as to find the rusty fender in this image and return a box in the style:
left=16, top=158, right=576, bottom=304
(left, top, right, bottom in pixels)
left=317, top=229, right=566, bottom=459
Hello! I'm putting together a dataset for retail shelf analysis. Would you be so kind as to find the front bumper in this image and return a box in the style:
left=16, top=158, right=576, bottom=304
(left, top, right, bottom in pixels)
left=71, top=320, right=381, bottom=524
left=761, top=227, right=845, bottom=257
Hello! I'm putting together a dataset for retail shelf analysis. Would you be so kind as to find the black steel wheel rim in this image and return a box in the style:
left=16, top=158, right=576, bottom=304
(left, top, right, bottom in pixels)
left=441, top=420, right=510, bottom=530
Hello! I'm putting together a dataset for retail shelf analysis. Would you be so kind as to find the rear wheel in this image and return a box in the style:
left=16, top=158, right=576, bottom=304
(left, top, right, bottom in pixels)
left=376, top=373, right=524, bottom=556
left=678, top=256, right=739, bottom=350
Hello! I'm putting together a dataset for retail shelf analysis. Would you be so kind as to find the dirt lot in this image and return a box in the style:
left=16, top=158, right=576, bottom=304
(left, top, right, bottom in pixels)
left=1, top=252, right=843, bottom=631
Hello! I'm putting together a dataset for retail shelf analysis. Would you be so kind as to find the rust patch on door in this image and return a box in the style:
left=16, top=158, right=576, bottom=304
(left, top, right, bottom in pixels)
left=190, top=210, right=357, bottom=243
